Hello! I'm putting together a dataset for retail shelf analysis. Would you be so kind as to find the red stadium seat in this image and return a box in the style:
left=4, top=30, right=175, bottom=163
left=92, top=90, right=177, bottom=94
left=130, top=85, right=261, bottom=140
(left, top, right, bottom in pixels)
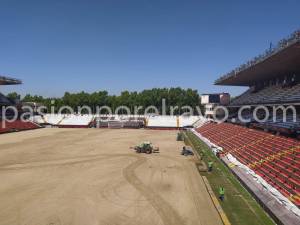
left=196, top=122, right=300, bottom=204
left=0, top=120, right=39, bottom=134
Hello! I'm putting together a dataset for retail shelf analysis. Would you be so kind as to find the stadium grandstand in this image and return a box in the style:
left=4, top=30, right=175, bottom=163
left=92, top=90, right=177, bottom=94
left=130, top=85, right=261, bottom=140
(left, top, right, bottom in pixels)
left=193, top=29, right=300, bottom=225
left=0, top=75, right=40, bottom=133
left=220, top=29, right=300, bottom=135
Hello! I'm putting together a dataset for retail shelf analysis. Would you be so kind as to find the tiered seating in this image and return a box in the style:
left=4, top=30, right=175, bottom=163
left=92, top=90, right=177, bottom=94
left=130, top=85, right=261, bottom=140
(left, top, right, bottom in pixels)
left=255, top=151, right=300, bottom=205
left=258, top=113, right=300, bottom=131
left=231, top=83, right=300, bottom=105
left=0, top=120, right=40, bottom=134
left=196, top=122, right=300, bottom=206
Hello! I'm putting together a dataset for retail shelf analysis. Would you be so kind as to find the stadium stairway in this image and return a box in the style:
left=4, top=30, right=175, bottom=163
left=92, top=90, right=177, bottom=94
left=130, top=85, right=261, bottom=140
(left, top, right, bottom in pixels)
left=196, top=122, right=300, bottom=207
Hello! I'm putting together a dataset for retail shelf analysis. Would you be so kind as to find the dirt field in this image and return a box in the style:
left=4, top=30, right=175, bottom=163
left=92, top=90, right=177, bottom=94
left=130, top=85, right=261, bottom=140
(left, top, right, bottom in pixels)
left=0, top=128, right=223, bottom=225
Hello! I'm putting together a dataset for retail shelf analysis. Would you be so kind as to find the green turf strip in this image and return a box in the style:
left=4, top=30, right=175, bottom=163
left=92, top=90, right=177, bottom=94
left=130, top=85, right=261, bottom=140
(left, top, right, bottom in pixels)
left=185, top=131, right=275, bottom=225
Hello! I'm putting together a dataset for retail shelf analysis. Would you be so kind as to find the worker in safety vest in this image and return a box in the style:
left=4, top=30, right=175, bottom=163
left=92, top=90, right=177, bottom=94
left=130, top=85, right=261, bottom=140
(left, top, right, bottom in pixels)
left=219, top=187, right=225, bottom=201
left=208, top=161, right=213, bottom=172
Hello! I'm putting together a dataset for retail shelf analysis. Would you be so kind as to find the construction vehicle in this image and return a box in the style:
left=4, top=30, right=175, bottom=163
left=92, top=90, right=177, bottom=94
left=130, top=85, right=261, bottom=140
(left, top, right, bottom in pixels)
left=131, top=141, right=159, bottom=154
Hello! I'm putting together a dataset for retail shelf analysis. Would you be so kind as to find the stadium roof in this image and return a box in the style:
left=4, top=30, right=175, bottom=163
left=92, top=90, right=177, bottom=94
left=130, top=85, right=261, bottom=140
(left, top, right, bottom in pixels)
left=0, top=76, right=22, bottom=85
left=215, top=30, right=300, bottom=86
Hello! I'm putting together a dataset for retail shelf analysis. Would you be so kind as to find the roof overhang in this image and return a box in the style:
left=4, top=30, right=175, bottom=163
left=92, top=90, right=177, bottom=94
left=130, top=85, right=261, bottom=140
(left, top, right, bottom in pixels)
left=215, top=40, right=300, bottom=86
left=0, top=76, right=22, bottom=85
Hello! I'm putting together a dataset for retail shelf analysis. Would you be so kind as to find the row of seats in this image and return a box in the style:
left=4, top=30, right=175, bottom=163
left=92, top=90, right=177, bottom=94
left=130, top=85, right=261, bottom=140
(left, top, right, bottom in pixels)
left=0, top=120, right=40, bottom=134
left=196, top=122, right=300, bottom=206
left=260, top=113, right=300, bottom=130
left=231, top=83, right=300, bottom=105
left=230, top=110, right=300, bottom=134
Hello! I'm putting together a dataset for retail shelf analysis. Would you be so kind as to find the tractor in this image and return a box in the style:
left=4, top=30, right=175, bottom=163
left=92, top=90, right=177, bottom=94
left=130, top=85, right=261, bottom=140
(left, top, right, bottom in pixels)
left=132, top=141, right=159, bottom=154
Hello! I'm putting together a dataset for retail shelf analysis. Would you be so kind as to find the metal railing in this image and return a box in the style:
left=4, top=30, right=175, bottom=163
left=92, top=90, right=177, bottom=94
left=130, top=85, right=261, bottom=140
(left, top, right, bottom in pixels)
left=215, top=29, right=300, bottom=84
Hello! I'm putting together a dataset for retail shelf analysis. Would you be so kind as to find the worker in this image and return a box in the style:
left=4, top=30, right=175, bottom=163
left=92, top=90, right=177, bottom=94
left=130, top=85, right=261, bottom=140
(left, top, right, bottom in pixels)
left=208, top=161, right=213, bottom=172
left=219, top=187, right=225, bottom=201
left=181, top=146, right=186, bottom=155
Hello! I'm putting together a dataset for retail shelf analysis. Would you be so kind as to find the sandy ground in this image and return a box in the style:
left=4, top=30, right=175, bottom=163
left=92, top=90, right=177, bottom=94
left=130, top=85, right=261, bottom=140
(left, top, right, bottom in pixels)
left=0, top=128, right=222, bottom=225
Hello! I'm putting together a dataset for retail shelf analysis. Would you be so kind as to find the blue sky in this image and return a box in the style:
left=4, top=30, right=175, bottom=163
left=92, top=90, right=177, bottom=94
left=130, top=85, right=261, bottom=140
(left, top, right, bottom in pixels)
left=0, top=0, right=299, bottom=97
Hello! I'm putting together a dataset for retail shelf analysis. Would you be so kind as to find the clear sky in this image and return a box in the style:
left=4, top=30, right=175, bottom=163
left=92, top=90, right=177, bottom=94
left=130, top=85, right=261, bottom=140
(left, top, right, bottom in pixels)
left=0, top=0, right=300, bottom=97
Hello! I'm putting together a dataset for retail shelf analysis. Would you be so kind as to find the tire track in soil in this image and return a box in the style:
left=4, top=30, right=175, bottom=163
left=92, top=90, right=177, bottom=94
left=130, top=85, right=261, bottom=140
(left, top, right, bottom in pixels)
left=0, top=154, right=134, bottom=171
left=123, top=156, right=185, bottom=225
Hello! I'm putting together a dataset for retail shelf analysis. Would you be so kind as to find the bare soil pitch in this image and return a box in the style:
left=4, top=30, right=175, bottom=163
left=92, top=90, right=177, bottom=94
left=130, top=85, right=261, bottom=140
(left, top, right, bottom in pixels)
left=0, top=128, right=222, bottom=225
